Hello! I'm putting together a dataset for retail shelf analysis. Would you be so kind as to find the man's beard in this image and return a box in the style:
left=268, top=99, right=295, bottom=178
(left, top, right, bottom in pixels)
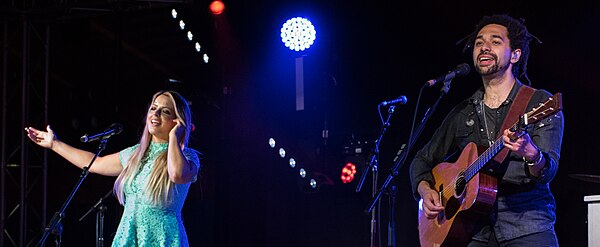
left=476, top=59, right=510, bottom=76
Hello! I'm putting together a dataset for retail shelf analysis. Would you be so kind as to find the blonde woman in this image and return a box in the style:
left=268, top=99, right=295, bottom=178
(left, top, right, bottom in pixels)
left=25, top=90, right=200, bottom=246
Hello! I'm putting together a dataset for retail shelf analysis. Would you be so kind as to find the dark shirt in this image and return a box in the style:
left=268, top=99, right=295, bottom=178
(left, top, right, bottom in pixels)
left=409, top=80, right=564, bottom=242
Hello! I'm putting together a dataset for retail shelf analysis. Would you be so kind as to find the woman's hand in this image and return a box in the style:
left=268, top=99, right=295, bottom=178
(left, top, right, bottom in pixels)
left=169, top=119, right=185, bottom=145
left=166, top=118, right=197, bottom=183
left=25, top=125, right=56, bottom=149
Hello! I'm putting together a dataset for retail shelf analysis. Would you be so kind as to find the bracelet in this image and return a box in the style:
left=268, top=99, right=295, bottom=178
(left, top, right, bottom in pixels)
left=523, top=148, right=543, bottom=166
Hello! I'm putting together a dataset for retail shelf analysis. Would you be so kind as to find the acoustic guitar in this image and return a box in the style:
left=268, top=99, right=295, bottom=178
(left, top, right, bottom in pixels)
left=418, top=92, right=563, bottom=247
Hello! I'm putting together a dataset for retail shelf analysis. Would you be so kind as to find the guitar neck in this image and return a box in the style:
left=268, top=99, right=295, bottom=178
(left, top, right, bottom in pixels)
left=463, top=137, right=505, bottom=183
left=459, top=92, right=562, bottom=185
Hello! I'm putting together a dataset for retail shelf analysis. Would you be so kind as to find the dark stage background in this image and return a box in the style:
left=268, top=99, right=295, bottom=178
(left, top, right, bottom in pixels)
left=2, top=0, right=599, bottom=246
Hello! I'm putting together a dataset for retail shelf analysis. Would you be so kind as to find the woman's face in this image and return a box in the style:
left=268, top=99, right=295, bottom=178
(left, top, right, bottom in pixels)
left=147, top=94, right=178, bottom=142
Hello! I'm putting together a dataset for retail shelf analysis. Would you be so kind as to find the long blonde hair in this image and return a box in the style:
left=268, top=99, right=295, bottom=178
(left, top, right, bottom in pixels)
left=113, top=91, right=192, bottom=207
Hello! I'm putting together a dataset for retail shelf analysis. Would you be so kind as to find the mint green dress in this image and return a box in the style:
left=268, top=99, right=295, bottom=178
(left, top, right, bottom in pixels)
left=112, top=142, right=200, bottom=247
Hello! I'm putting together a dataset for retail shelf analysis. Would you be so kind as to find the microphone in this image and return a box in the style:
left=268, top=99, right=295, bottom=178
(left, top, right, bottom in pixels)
left=425, top=63, right=470, bottom=87
left=80, top=123, right=123, bottom=143
left=379, top=95, right=408, bottom=106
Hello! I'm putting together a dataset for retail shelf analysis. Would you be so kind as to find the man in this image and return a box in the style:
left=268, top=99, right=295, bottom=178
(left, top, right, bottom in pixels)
left=409, top=14, right=563, bottom=246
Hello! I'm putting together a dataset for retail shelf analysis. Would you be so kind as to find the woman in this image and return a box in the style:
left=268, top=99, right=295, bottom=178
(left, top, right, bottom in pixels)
left=25, top=90, right=200, bottom=247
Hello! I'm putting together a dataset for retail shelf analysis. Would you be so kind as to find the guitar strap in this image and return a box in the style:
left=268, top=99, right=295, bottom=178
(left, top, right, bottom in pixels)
left=492, top=85, right=536, bottom=164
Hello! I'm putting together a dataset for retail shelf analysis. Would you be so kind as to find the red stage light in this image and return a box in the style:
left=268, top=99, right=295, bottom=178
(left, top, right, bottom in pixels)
left=340, top=162, right=357, bottom=184
left=209, top=1, right=225, bottom=15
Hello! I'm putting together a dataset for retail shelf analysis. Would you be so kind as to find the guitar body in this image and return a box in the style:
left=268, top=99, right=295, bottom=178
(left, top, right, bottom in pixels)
left=418, top=142, right=498, bottom=247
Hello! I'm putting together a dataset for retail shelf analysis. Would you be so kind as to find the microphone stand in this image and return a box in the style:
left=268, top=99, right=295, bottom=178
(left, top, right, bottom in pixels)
left=363, top=80, right=452, bottom=246
left=387, top=184, right=397, bottom=247
left=38, top=139, right=109, bottom=246
left=79, top=190, right=113, bottom=247
left=356, top=104, right=396, bottom=247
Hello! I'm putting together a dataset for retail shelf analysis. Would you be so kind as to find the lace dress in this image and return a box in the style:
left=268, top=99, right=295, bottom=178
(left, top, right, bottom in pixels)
left=112, top=142, right=200, bottom=247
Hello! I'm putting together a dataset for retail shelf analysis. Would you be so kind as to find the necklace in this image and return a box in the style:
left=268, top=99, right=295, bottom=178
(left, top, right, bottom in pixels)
left=481, top=100, right=494, bottom=147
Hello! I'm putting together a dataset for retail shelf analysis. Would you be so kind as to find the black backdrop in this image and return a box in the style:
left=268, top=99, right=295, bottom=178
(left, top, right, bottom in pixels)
left=2, top=0, right=600, bottom=246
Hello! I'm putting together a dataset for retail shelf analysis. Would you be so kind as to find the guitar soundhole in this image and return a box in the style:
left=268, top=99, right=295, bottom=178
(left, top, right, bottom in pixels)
left=455, top=172, right=466, bottom=197
left=444, top=197, right=461, bottom=220
left=440, top=172, right=467, bottom=221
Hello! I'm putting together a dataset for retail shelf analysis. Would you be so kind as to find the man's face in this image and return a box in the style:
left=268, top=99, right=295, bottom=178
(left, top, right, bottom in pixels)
left=472, top=24, right=520, bottom=77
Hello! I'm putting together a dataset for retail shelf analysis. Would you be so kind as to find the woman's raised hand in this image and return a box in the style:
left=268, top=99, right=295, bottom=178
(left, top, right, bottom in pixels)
left=25, top=125, right=56, bottom=149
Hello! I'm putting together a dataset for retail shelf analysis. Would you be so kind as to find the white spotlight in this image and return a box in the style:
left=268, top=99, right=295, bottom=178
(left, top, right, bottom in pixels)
left=268, top=138, right=276, bottom=148
left=309, top=179, right=317, bottom=188
left=289, top=158, right=296, bottom=168
left=279, top=148, right=286, bottom=158
left=187, top=31, right=193, bottom=41
left=195, top=42, right=201, bottom=52
left=179, top=20, right=186, bottom=30
left=171, top=9, right=178, bottom=19
left=299, top=168, right=306, bottom=178
left=203, top=54, right=209, bottom=63
left=280, top=17, right=317, bottom=52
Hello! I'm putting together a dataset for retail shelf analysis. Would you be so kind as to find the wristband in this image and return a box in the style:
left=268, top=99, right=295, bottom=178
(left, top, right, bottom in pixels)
left=523, top=148, right=543, bottom=166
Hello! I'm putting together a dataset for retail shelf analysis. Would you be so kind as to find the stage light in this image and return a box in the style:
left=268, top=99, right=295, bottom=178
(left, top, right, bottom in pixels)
left=266, top=136, right=326, bottom=193
left=280, top=17, right=316, bottom=52
left=340, top=137, right=369, bottom=184
left=309, top=179, right=317, bottom=188
left=299, top=168, right=306, bottom=178
left=169, top=10, right=209, bottom=65
left=268, top=138, right=276, bottom=148
left=300, top=177, right=319, bottom=193
left=340, top=162, right=358, bottom=184
left=280, top=17, right=317, bottom=110
left=209, top=0, right=225, bottom=15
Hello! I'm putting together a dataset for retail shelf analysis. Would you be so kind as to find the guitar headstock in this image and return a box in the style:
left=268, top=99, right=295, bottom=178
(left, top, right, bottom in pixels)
left=524, top=92, right=563, bottom=125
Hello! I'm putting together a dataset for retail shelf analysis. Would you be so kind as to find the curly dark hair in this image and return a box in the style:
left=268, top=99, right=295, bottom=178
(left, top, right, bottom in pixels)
left=462, top=14, right=540, bottom=85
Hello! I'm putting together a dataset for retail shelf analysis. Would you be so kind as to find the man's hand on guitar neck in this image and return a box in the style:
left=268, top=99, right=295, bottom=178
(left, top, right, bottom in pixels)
left=502, top=128, right=546, bottom=177
left=417, top=181, right=445, bottom=219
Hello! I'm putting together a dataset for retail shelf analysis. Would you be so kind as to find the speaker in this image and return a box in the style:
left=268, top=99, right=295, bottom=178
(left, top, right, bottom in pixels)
left=584, top=195, right=600, bottom=247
